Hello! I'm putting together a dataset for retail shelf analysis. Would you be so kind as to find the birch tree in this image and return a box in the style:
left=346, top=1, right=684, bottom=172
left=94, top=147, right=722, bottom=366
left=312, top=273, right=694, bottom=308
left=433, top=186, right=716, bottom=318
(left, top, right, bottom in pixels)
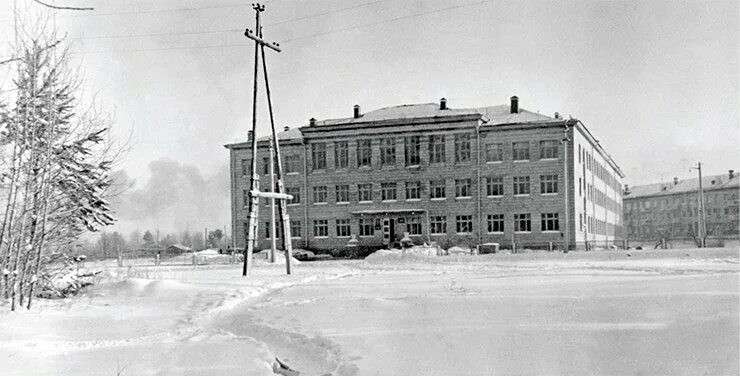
left=0, top=26, right=120, bottom=310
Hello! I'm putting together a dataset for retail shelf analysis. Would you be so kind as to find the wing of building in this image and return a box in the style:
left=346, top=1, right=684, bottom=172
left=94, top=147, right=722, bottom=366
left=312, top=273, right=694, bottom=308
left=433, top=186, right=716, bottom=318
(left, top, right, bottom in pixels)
left=623, top=171, right=740, bottom=247
left=225, top=97, right=625, bottom=252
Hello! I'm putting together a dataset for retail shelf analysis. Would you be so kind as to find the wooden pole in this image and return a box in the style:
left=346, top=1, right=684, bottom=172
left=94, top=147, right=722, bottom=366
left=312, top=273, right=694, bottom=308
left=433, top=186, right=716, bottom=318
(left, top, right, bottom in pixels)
left=269, top=137, right=277, bottom=263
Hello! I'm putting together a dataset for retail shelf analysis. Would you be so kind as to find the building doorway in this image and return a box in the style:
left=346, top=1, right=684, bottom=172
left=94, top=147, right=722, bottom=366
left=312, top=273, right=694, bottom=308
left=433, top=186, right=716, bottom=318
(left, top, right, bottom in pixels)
left=383, top=218, right=396, bottom=247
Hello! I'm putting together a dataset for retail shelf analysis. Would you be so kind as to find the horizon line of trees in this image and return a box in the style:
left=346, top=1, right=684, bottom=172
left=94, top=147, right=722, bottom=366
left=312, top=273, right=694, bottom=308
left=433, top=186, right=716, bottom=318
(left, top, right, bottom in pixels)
left=88, top=228, right=231, bottom=259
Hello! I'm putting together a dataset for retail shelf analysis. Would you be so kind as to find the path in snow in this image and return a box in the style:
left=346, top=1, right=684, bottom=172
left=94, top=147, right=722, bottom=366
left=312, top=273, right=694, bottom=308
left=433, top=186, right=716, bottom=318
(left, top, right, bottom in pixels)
left=230, top=248, right=739, bottom=375
left=0, top=262, right=358, bottom=375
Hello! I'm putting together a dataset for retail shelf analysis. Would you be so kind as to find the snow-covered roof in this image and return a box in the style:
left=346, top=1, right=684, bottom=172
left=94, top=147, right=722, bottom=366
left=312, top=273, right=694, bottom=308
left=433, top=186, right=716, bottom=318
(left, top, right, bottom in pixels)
left=303, top=103, right=555, bottom=128
left=624, top=171, right=739, bottom=199
left=167, top=244, right=192, bottom=251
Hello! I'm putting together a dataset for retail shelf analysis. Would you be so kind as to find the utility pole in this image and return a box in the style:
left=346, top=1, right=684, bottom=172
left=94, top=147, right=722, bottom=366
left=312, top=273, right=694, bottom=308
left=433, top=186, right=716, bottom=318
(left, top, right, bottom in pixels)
left=242, top=3, right=293, bottom=277
left=269, top=136, right=277, bottom=263
left=561, top=122, right=571, bottom=253
left=691, top=162, right=707, bottom=247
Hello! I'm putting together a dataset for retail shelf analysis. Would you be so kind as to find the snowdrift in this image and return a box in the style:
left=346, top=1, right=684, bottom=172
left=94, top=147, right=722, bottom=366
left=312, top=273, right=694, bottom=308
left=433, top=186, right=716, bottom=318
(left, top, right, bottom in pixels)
left=364, top=247, right=442, bottom=264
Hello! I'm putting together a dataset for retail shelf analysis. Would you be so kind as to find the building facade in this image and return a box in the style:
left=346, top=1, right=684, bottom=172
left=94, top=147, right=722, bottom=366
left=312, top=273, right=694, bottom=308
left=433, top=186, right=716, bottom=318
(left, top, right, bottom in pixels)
left=623, top=171, right=740, bottom=247
left=226, top=97, right=625, bottom=252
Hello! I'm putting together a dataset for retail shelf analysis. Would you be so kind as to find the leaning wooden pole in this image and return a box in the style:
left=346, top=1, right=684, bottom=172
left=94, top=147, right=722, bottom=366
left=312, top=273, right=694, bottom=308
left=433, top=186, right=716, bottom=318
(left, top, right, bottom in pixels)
left=243, top=4, right=263, bottom=277
left=261, top=41, right=292, bottom=275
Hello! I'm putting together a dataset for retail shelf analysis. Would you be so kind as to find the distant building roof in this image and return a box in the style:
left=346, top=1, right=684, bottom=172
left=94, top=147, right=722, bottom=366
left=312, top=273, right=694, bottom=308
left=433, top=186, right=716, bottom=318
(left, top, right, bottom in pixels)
left=625, top=171, right=739, bottom=199
left=166, top=244, right=192, bottom=251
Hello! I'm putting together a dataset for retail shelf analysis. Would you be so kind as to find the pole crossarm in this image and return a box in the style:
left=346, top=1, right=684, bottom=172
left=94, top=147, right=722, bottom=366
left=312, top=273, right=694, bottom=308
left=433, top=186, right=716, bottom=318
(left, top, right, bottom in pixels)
left=250, top=190, right=293, bottom=200
left=244, top=29, right=282, bottom=52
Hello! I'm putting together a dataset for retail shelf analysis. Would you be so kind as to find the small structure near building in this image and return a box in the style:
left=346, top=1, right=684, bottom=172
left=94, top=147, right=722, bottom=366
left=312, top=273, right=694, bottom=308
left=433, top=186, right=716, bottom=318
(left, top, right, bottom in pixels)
left=166, top=244, right=192, bottom=255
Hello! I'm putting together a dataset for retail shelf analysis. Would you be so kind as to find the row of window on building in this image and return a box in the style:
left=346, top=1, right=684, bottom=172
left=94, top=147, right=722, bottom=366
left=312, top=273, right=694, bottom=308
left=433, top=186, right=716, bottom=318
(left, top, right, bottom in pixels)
left=624, top=192, right=740, bottom=213
left=579, top=214, right=616, bottom=236
left=578, top=144, right=620, bottom=194
left=243, top=175, right=560, bottom=207
left=261, top=213, right=562, bottom=239
left=580, top=178, right=622, bottom=213
left=241, top=138, right=561, bottom=175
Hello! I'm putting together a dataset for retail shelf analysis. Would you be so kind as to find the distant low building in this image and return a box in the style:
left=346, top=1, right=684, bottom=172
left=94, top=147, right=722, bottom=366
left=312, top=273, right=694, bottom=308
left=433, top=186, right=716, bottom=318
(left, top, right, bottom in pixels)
left=623, top=170, right=740, bottom=247
left=166, top=244, right=192, bottom=255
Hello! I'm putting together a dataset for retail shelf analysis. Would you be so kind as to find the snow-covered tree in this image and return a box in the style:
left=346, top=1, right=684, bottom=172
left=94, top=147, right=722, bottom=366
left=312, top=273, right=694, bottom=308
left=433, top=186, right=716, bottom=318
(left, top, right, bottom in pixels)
left=0, top=24, right=120, bottom=310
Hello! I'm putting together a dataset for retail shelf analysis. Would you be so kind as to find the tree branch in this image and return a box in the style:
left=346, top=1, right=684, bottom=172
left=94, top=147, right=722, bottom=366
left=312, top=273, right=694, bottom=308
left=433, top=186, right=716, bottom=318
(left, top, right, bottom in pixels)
left=32, top=0, right=94, bottom=11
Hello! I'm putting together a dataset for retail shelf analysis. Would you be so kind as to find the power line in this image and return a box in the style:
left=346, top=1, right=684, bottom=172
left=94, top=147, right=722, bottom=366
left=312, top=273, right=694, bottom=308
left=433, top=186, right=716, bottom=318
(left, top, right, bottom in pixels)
left=70, top=0, right=385, bottom=41
left=72, top=1, right=491, bottom=55
left=282, top=0, right=491, bottom=43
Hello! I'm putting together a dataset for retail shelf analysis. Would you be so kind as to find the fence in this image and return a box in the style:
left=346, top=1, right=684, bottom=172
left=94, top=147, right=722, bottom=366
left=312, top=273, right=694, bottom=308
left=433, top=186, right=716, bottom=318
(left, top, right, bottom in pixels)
left=91, top=250, right=244, bottom=268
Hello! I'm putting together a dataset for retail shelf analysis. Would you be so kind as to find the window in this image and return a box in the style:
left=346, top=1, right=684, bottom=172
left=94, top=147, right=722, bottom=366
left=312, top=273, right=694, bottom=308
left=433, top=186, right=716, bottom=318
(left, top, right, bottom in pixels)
left=406, top=181, right=421, bottom=200
left=454, top=134, right=471, bottom=163
left=514, top=213, right=531, bottom=232
left=405, top=136, right=421, bottom=166
left=539, top=140, right=558, bottom=159
left=485, top=143, right=503, bottom=162
left=380, top=138, right=396, bottom=167
left=335, top=184, right=349, bottom=203
left=335, top=141, right=348, bottom=169
left=241, top=159, right=250, bottom=176
left=265, top=222, right=281, bottom=238
left=430, top=216, right=447, bottom=234
left=263, top=157, right=270, bottom=175
left=456, top=215, right=473, bottom=233
left=487, top=214, right=504, bottom=233
left=284, top=155, right=300, bottom=174
left=312, top=186, right=327, bottom=204
left=513, top=176, right=531, bottom=195
left=358, top=183, right=373, bottom=202
left=429, top=135, right=446, bottom=164
left=513, top=141, right=530, bottom=161
left=290, top=220, right=301, bottom=238
left=540, top=174, right=558, bottom=194
left=486, top=177, right=503, bottom=196
left=406, top=217, right=422, bottom=235
left=313, top=220, right=328, bottom=237
left=359, top=218, right=374, bottom=236
left=336, top=219, right=351, bottom=237
left=455, top=178, right=472, bottom=198
left=311, top=143, right=326, bottom=171
left=430, top=180, right=446, bottom=199
left=381, top=182, right=397, bottom=201
left=242, top=190, right=250, bottom=207
left=579, top=178, right=582, bottom=196
left=357, top=139, right=372, bottom=168
left=286, top=187, right=300, bottom=205
left=541, top=213, right=559, bottom=231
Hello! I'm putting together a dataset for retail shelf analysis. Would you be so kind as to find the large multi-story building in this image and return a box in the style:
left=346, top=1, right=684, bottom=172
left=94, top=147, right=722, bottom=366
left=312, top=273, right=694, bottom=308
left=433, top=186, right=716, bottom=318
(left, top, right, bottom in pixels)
left=623, top=170, right=740, bottom=247
left=226, top=97, right=624, bottom=251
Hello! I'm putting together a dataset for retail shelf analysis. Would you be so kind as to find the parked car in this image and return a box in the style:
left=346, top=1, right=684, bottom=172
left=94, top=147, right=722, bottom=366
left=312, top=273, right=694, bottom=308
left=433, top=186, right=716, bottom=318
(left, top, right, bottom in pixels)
left=293, top=250, right=315, bottom=261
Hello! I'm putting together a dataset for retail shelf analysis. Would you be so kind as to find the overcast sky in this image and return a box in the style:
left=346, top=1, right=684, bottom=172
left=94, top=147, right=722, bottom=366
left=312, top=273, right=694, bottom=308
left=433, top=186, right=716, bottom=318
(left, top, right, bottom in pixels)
left=1, top=0, right=737, bottom=233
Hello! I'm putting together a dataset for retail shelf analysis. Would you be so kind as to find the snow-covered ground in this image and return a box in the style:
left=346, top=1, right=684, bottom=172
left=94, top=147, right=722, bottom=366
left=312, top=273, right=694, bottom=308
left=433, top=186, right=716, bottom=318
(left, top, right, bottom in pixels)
left=1, top=248, right=738, bottom=375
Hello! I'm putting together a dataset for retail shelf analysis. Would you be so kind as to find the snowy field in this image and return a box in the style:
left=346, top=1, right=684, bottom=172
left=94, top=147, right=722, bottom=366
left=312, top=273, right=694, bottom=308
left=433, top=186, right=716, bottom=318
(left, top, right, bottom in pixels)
left=0, top=248, right=738, bottom=375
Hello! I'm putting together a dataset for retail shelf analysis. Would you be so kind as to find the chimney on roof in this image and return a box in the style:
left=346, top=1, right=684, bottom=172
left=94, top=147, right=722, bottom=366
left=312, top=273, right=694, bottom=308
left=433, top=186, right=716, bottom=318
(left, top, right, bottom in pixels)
left=673, top=177, right=679, bottom=185
left=510, top=96, right=519, bottom=114
left=248, top=130, right=253, bottom=140
left=284, top=126, right=290, bottom=131
left=730, top=170, right=735, bottom=179
left=353, top=105, right=361, bottom=119
left=554, top=112, right=560, bottom=119
left=624, top=184, right=630, bottom=193
left=440, top=98, right=447, bottom=110
left=309, top=117, right=316, bottom=126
